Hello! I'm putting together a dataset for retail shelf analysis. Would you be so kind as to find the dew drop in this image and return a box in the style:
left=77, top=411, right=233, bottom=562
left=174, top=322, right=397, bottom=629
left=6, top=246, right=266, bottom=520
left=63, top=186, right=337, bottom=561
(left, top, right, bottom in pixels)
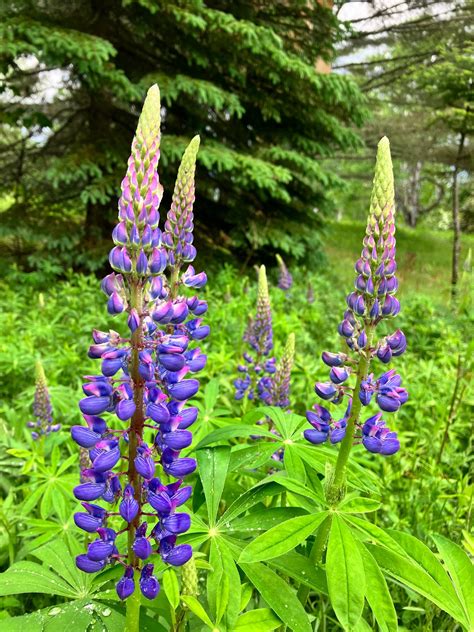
left=48, top=607, right=62, bottom=616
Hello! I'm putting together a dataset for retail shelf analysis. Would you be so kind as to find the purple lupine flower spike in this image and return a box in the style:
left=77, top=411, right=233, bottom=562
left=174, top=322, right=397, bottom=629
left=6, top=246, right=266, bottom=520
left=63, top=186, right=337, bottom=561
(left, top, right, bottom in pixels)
left=276, top=254, right=293, bottom=292
left=71, top=84, right=206, bottom=604
left=27, top=361, right=60, bottom=439
left=235, top=265, right=276, bottom=402
left=304, top=137, right=406, bottom=457
left=270, top=333, right=295, bottom=408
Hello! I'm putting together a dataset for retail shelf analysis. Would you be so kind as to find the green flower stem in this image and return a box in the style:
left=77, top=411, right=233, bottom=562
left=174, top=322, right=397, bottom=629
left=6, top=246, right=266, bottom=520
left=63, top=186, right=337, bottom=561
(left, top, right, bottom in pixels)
left=298, top=326, right=374, bottom=608
left=124, top=587, right=141, bottom=632
left=126, top=278, right=145, bottom=632
left=330, top=325, right=374, bottom=497
left=297, top=515, right=333, bottom=605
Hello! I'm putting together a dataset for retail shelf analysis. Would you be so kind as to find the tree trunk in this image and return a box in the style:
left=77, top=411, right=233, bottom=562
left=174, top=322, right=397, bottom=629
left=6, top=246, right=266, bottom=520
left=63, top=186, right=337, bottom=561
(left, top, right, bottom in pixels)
left=451, top=130, right=466, bottom=299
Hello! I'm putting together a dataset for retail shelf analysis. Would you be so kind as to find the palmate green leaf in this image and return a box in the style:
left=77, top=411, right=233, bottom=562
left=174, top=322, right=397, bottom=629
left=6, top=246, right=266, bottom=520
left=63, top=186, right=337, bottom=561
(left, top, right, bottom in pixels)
left=326, top=515, right=366, bottom=631
left=239, top=562, right=312, bottom=632
left=208, top=538, right=229, bottom=624
left=367, top=544, right=467, bottom=626
left=203, top=377, right=220, bottom=411
left=253, top=473, right=321, bottom=502
left=3, top=599, right=162, bottom=632
left=432, top=534, right=474, bottom=628
left=358, top=542, right=398, bottom=632
left=207, top=537, right=241, bottom=629
left=229, top=443, right=281, bottom=471
left=343, top=515, right=408, bottom=556
left=261, top=407, right=306, bottom=439
left=197, top=446, right=230, bottom=526
left=227, top=506, right=307, bottom=535
left=295, top=444, right=379, bottom=493
left=0, top=561, right=78, bottom=598
left=283, top=444, right=307, bottom=482
left=239, top=512, right=327, bottom=563
left=217, top=482, right=283, bottom=526
left=163, top=568, right=180, bottom=610
left=339, top=496, right=381, bottom=513
left=387, top=530, right=460, bottom=600
left=195, top=424, right=275, bottom=449
left=233, top=608, right=281, bottom=631
left=32, top=539, right=92, bottom=595
left=269, top=550, right=327, bottom=594
left=181, top=595, right=214, bottom=629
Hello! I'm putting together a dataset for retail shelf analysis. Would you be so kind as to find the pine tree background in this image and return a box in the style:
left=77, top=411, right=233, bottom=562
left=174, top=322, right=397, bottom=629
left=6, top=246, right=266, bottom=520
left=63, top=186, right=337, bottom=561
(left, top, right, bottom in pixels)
left=0, top=0, right=366, bottom=273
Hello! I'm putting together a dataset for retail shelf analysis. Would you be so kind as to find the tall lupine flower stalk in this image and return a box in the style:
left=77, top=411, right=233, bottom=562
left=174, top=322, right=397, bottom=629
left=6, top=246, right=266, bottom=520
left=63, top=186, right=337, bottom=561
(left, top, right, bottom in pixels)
left=269, top=332, right=295, bottom=462
left=270, top=333, right=295, bottom=409
left=298, top=138, right=407, bottom=607
left=276, top=254, right=293, bottom=292
left=70, top=85, right=208, bottom=629
left=304, top=137, right=407, bottom=487
left=235, top=265, right=276, bottom=402
left=27, top=361, right=60, bottom=440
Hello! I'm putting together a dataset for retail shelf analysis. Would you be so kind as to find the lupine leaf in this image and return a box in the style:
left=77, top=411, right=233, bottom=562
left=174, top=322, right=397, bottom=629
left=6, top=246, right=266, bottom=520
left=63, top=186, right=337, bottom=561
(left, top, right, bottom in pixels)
left=387, top=530, right=460, bottom=598
left=207, top=537, right=241, bottom=629
left=432, top=534, right=474, bottom=628
left=269, top=550, right=328, bottom=594
left=203, top=378, right=220, bottom=411
left=262, top=407, right=306, bottom=439
left=326, top=514, right=366, bottom=630
left=239, top=512, right=327, bottom=562
left=33, top=539, right=91, bottom=595
left=229, top=443, right=281, bottom=471
left=358, top=541, right=398, bottom=632
left=163, top=568, right=180, bottom=610
left=233, top=608, right=281, bottom=631
left=283, top=444, right=307, bottom=482
left=220, top=541, right=242, bottom=629
left=227, top=507, right=307, bottom=534
left=195, top=425, right=275, bottom=449
left=253, top=473, right=321, bottom=501
left=0, top=561, right=78, bottom=598
left=217, top=482, right=282, bottom=525
left=181, top=595, right=214, bottom=628
left=339, top=497, right=381, bottom=513
left=239, top=562, right=312, bottom=632
left=207, top=538, right=229, bottom=623
left=295, top=445, right=378, bottom=493
left=197, top=446, right=230, bottom=526
left=367, top=544, right=467, bottom=625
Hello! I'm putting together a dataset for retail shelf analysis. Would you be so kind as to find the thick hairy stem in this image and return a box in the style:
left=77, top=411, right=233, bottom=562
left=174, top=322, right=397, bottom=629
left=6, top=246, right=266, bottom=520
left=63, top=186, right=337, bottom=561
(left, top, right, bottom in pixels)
left=125, top=278, right=145, bottom=632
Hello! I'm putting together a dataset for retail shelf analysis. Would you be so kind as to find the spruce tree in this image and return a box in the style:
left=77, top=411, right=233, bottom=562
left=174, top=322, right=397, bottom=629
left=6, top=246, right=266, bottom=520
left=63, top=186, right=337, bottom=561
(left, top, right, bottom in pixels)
left=0, top=0, right=365, bottom=270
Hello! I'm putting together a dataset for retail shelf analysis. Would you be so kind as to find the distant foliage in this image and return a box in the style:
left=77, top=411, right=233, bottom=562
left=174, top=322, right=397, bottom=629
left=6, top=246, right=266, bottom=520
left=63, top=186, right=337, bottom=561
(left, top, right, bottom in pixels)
left=0, top=0, right=366, bottom=271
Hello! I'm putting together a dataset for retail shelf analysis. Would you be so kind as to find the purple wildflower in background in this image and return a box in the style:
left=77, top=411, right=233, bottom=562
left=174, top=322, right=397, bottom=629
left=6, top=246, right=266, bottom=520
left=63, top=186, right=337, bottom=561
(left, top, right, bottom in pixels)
left=235, top=265, right=276, bottom=402
left=27, top=361, right=60, bottom=439
left=276, top=254, right=293, bottom=292
left=304, top=137, right=406, bottom=456
left=71, top=85, right=207, bottom=601
left=270, top=333, right=295, bottom=409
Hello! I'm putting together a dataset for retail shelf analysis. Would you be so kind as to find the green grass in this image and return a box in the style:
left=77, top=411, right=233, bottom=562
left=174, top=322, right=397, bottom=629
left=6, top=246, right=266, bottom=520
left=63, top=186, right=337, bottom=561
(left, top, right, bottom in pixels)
left=324, top=221, right=474, bottom=303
